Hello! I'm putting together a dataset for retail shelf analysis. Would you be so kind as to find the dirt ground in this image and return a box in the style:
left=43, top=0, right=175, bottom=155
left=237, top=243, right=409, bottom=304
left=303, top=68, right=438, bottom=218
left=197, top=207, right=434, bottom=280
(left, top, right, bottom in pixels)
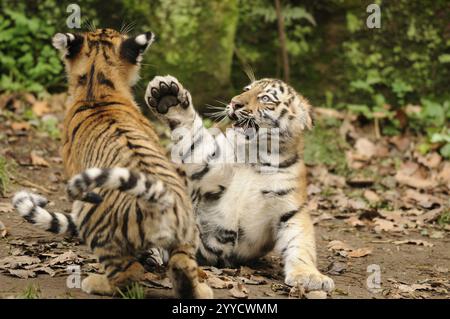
left=0, top=104, right=449, bottom=299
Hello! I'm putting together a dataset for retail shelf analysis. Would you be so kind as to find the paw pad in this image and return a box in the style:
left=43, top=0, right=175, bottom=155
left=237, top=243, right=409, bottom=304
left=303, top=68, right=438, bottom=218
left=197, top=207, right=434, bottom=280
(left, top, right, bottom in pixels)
left=146, top=77, right=189, bottom=114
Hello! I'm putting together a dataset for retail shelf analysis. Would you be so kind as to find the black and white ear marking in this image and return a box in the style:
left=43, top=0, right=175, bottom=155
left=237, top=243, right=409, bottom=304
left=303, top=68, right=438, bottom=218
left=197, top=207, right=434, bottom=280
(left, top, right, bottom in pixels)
left=52, top=33, right=84, bottom=59
left=120, top=32, right=155, bottom=64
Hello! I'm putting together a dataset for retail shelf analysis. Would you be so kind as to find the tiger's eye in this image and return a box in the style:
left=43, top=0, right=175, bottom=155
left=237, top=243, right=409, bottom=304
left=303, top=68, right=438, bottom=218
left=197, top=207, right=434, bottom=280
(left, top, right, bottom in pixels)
left=261, top=96, right=270, bottom=103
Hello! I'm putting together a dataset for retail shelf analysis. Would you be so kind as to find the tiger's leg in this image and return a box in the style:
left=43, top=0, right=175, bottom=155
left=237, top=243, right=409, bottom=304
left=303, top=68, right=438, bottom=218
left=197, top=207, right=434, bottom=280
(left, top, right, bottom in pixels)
left=275, top=210, right=335, bottom=293
left=167, top=243, right=213, bottom=299
left=82, top=248, right=145, bottom=296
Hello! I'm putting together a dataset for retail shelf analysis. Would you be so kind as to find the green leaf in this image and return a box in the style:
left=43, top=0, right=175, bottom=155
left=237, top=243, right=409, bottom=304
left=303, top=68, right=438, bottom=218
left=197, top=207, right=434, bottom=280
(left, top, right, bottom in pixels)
left=439, top=143, right=450, bottom=158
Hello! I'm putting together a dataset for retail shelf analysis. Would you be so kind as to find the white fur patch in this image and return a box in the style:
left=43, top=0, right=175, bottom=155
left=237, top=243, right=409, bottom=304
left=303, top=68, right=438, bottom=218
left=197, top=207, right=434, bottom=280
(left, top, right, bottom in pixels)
left=52, top=33, right=68, bottom=50
left=135, top=34, right=148, bottom=46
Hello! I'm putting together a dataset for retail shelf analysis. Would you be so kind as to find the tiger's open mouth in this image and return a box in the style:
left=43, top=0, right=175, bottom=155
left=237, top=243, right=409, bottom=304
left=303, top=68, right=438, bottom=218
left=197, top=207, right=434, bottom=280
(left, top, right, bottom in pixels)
left=231, top=118, right=260, bottom=132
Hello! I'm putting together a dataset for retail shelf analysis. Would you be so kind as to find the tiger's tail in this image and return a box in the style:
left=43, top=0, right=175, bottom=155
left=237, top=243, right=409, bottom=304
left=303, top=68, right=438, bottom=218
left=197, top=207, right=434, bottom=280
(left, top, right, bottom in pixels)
left=66, top=167, right=175, bottom=209
left=12, top=191, right=78, bottom=236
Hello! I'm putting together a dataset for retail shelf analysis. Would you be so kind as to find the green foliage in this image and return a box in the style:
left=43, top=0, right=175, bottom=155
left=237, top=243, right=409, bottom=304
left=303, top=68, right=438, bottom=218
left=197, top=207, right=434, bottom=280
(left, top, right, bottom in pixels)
left=20, top=284, right=41, bottom=299
left=438, top=210, right=450, bottom=226
left=0, top=155, right=10, bottom=196
left=0, top=7, right=63, bottom=94
left=39, top=116, right=61, bottom=140
left=304, top=118, right=348, bottom=175
left=408, top=99, right=450, bottom=158
left=117, top=282, right=146, bottom=299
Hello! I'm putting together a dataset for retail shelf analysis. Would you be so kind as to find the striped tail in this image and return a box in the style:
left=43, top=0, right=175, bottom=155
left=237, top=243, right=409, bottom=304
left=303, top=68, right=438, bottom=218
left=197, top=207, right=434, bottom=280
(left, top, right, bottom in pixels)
left=12, top=191, right=77, bottom=235
left=66, top=167, right=175, bottom=209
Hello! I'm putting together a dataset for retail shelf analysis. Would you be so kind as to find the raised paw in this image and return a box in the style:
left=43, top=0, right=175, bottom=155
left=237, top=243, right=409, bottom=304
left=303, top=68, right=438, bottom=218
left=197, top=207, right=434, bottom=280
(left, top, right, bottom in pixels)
left=285, top=267, right=335, bottom=293
left=145, top=75, right=192, bottom=116
left=81, top=274, right=114, bottom=296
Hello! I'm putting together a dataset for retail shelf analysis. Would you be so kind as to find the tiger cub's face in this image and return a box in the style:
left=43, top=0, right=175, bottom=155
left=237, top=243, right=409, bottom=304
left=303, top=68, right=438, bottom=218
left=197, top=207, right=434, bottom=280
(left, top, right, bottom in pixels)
left=226, top=79, right=312, bottom=134
left=52, top=28, right=154, bottom=98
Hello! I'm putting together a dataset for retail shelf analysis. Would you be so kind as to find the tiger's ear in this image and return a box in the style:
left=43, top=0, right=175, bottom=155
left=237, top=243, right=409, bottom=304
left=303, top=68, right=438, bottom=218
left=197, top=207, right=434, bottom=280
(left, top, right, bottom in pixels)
left=52, top=33, right=84, bottom=59
left=120, top=32, right=154, bottom=64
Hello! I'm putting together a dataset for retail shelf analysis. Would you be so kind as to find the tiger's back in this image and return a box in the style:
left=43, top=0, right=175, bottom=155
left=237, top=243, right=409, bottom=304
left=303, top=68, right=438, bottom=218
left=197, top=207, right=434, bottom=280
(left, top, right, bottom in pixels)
left=12, top=28, right=212, bottom=298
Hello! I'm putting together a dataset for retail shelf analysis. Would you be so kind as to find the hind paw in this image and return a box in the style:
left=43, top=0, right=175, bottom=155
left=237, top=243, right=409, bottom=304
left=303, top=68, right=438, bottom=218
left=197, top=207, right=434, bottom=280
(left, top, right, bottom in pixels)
left=82, top=274, right=114, bottom=296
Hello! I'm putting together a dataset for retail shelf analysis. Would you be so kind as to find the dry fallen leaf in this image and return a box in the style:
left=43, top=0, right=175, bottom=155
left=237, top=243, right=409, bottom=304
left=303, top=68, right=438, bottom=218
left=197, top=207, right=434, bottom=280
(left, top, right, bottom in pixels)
left=0, top=220, right=7, bottom=238
left=392, top=239, right=434, bottom=247
left=345, top=216, right=365, bottom=227
left=327, top=240, right=352, bottom=252
left=416, top=152, right=441, bottom=169
left=11, top=122, right=30, bottom=132
left=229, top=282, right=249, bottom=299
left=395, top=162, right=437, bottom=189
left=207, top=276, right=233, bottom=289
left=30, top=151, right=49, bottom=167
left=0, top=256, right=41, bottom=269
left=32, top=101, right=50, bottom=117
left=347, top=247, right=372, bottom=258
left=403, top=189, right=440, bottom=209
left=354, top=138, right=376, bottom=161
left=8, top=269, right=36, bottom=279
left=373, top=218, right=403, bottom=233
left=328, top=240, right=372, bottom=258
left=363, top=190, right=380, bottom=203
left=0, top=202, right=14, bottom=213
left=49, top=251, right=80, bottom=266
left=389, top=136, right=410, bottom=152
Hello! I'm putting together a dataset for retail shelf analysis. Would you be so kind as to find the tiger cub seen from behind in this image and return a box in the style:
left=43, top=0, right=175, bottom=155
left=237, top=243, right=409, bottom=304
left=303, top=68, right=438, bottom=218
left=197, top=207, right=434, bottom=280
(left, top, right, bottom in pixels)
left=143, top=75, right=335, bottom=294
left=12, top=29, right=212, bottom=298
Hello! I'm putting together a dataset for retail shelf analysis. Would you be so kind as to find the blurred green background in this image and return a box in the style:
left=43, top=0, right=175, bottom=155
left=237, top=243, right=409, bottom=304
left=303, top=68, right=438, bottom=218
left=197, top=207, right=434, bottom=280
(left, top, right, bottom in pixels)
left=0, top=0, right=449, bottom=156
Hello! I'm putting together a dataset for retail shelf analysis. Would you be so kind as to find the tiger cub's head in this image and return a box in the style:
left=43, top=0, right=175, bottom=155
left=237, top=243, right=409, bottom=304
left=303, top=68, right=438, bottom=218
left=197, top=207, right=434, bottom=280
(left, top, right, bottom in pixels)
left=227, top=79, right=313, bottom=135
left=52, top=28, right=154, bottom=100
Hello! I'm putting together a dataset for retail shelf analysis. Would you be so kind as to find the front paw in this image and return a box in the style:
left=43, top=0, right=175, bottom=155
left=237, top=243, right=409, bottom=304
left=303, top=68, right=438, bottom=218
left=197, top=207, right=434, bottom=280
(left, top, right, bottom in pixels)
left=145, top=75, right=193, bottom=116
left=285, top=267, right=335, bottom=293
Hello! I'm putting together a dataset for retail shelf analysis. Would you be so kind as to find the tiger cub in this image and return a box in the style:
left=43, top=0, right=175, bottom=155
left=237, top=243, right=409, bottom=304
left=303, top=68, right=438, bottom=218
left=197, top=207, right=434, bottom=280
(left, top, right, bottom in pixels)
left=12, top=29, right=212, bottom=298
left=142, top=75, right=335, bottom=294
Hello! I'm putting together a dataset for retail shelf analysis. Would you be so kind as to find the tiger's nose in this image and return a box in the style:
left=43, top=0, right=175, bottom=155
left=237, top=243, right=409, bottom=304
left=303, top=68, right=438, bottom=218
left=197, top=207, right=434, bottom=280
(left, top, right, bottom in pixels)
left=231, top=100, right=244, bottom=110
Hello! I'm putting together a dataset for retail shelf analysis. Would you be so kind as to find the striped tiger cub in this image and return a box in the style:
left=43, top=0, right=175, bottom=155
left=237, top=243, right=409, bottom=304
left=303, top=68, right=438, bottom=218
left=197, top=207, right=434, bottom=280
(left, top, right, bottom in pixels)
left=143, top=75, right=335, bottom=294
left=12, top=29, right=212, bottom=298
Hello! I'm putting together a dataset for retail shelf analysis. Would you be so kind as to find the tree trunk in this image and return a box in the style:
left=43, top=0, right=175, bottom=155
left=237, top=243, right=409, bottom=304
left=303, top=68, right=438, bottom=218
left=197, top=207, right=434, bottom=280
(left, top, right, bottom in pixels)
left=274, top=0, right=290, bottom=83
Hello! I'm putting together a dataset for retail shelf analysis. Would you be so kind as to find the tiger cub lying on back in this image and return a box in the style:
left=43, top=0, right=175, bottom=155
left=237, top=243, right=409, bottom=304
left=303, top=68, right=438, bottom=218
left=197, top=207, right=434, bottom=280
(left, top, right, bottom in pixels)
left=12, top=29, right=212, bottom=298
left=141, top=76, right=335, bottom=293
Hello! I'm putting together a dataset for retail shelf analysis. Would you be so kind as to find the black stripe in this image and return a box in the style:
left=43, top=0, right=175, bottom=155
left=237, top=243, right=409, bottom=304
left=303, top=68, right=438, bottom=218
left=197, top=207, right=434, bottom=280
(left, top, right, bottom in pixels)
left=23, top=207, right=37, bottom=224
left=203, top=185, right=226, bottom=202
left=78, top=74, right=87, bottom=86
left=70, top=109, right=113, bottom=142
left=79, top=204, right=98, bottom=231
left=94, top=169, right=109, bottom=186
left=97, top=71, right=115, bottom=89
left=216, top=228, right=237, bottom=244
left=67, top=217, right=78, bottom=237
left=73, top=101, right=122, bottom=115
left=278, top=108, right=288, bottom=120
left=86, top=64, right=95, bottom=101
left=261, top=188, right=295, bottom=196
left=121, top=206, right=130, bottom=241
left=47, top=212, right=60, bottom=233
left=136, top=206, right=145, bottom=244
left=190, top=165, right=209, bottom=180
left=280, top=209, right=298, bottom=223
left=119, top=171, right=138, bottom=191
